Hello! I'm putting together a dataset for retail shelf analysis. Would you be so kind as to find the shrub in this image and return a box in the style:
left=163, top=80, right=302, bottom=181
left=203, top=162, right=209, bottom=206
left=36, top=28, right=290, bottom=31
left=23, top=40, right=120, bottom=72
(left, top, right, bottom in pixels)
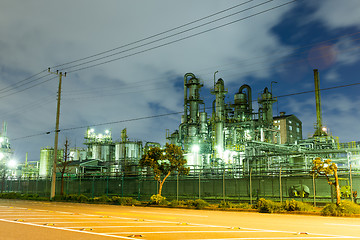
left=0, top=192, right=21, bottom=199
left=111, top=196, right=139, bottom=206
left=183, top=199, right=209, bottom=209
left=193, top=199, right=209, bottom=209
left=77, top=194, right=88, bottom=203
left=64, top=194, right=79, bottom=202
left=92, top=195, right=111, bottom=203
left=283, top=199, right=314, bottom=212
left=257, top=198, right=284, bottom=213
left=184, top=200, right=195, bottom=207
left=169, top=200, right=186, bottom=207
left=218, top=201, right=252, bottom=209
left=322, top=201, right=360, bottom=216
left=149, top=194, right=168, bottom=205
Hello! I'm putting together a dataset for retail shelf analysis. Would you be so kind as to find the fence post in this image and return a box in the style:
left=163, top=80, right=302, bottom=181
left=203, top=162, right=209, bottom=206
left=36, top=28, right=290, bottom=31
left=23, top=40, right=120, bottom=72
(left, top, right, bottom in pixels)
left=78, top=174, right=81, bottom=195
left=279, top=168, right=282, bottom=203
left=36, top=176, right=39, bottom=194
left=137, top=174, right=141, bottom=201
left=223, top=168, right=225, bottom=202
left=92, top=176, right=95, bottom=198
left=106, top=175, right=109, bottom=197
left=312, top=173, right=316, bottom=207
left=199, top=169, right=201, bottom=199
left=176, top=173, right=179, bottom=201
left=250, top=168, right=252, bottom=205
left=121, top=174, right=124, bottom=197
left=350, top=164, right=354, bottom=203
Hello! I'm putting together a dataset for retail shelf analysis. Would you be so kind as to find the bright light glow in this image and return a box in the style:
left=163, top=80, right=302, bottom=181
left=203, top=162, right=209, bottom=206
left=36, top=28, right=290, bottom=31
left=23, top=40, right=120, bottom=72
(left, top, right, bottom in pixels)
left=105, top=130, right=110, bottom=134
left=0, top=137, right=3, bottom=143
left=90, top=128, right=94, bottom=133
left=224, top=150, right=230, bottom=159
left=322, top=127, right=327, bottom=132
left=191, top=145, right=200, bottom=153
left=8, top=159, right=17, bottom=168
left=0, top=152, right=4, bottom=160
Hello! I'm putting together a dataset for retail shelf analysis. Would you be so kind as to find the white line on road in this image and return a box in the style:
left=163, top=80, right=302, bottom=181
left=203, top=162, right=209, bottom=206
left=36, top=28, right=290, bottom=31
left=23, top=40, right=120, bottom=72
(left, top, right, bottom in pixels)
left=129, top=210, right=208, bottom=217
left=0, top=215, right=75, bottom=217
left=191, top=237, right=357, bottom=240
left=64, top=225, right=210, bottom=229
left=0, top=218, right=137, bottom=240
left=325, top=223, right=360, bottom=227
left=108, top=230, right=257, bottom=234
left=30, top=221, right=167, bottom=224
left=0, top=217, right=113, bottom=220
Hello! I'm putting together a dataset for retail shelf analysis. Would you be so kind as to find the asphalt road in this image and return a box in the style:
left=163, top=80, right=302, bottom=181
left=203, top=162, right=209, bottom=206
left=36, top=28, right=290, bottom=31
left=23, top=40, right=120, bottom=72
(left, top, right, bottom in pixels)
left=0, top=199, right=360, bottom=240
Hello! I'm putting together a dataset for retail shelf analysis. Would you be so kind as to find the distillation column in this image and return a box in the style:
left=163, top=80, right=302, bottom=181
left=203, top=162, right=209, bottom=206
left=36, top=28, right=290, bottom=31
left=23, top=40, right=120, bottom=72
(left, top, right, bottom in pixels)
left=182, top=73, right=204, bottom=151
left=212, top=78, right=227, bottom=159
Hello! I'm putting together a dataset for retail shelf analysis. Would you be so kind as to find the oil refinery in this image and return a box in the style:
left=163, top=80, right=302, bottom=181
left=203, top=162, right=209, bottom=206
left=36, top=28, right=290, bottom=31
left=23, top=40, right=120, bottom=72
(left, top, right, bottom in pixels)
left=3, top=70, right=360, bottom=179
left=166, top=70, right=360, bottom=174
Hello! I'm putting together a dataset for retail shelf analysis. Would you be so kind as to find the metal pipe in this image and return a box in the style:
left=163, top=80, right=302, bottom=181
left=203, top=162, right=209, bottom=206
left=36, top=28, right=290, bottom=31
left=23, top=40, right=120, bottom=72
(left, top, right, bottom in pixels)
left=184, top=73, right=196, bottom=122
left=239, top=84, right=252, bottom=115
left=213, top=71, right=218, bottom=89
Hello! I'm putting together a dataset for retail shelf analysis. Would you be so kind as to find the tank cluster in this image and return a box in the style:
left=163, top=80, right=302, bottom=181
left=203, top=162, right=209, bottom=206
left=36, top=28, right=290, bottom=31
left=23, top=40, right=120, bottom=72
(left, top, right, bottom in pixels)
left=167, top=73, right=278, bottom=168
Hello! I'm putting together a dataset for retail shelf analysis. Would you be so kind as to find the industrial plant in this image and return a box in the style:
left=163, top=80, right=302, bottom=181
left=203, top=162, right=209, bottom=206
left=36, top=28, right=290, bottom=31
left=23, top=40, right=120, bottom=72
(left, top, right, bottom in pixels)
left=31, top=70, right=359, bottom=178
left=2, top=70, right=360, bottom=180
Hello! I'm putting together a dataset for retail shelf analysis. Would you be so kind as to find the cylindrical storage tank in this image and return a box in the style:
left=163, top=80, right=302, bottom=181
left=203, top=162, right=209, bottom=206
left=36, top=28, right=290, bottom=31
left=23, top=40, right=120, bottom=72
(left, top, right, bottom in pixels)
left=92, top=145, right=101, bottom=160
left=115, top=141, right=143, bottom=162
left=234, top=93, right=248, bottom=119
left=39, top=148, right=53, bottom=178
left=101, top=145, right=110, bottom=161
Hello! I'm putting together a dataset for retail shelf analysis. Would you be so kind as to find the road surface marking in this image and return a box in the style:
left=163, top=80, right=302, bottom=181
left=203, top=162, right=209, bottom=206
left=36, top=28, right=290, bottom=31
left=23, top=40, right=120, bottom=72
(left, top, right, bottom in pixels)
left=108, top=230, right=257, bottom=234
left=30, top=221, right=165, bottom=224
left=325, top=223, right=360, bottom=227
left=193, top=237, right=357, bottom=240
left=0, top=218, right=137, bottom=240
left=64, top=225, right=210, bottom=229
left=96, top=211, right=177, bottom=220
left=129, top=210, right=209, bottom=217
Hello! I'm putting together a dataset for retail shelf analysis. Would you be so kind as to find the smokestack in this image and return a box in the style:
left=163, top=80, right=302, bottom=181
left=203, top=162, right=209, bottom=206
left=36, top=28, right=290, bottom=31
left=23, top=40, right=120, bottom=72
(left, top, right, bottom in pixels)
left=313, top=69, right=327, bottom=137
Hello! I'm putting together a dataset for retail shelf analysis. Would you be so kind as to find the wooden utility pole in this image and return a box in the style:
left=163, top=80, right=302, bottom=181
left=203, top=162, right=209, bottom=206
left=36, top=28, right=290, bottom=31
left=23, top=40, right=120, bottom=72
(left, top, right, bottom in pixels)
left=49, top=68, right=66, bottom=199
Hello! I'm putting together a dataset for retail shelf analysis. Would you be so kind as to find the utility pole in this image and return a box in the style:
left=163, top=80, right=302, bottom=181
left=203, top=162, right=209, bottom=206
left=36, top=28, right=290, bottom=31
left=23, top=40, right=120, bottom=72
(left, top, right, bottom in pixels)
left=48, top=68, right=66, bottom=199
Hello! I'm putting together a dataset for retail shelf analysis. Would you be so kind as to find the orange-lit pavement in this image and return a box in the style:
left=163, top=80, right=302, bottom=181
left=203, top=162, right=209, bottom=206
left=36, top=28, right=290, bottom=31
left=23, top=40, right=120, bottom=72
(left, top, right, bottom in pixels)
left=0, top=199, right=359, bottom=240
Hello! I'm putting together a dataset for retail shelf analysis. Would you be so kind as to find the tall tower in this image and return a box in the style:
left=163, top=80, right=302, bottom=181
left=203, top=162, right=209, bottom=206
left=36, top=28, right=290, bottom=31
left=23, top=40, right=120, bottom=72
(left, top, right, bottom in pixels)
left=313, top=69, right=327, bottom=137
left=211, top=78, right=227, bottom=159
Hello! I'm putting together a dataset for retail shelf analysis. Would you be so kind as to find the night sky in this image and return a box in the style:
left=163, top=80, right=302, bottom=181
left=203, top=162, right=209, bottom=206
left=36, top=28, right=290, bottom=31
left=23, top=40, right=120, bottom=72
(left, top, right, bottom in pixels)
left=1, top=0, right=360, bottom=163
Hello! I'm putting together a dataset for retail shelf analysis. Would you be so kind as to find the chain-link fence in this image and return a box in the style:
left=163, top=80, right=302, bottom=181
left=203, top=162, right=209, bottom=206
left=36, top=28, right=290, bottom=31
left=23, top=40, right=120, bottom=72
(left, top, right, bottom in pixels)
left=1, top=168, right=359, bottom=205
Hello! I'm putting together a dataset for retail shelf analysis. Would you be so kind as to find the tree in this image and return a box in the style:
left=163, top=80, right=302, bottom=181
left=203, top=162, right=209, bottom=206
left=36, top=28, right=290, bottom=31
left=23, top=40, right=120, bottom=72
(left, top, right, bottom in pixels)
left=311, top=157, right=341, bottom=206
left=139, top=143, right=189, bottom=196
left=58, top=138, right=73, bottom=196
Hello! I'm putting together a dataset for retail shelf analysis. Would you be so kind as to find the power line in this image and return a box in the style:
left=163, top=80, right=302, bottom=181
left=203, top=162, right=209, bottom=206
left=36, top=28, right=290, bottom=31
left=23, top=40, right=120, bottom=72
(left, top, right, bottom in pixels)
left=0, top=69, right=47, bottom=93
left=65, top=0, right=297, bottom=73
left=10, top=80, right=360, bottom=141
left=0, top=0, right=293, bottom=100
left=52, top=0, right=255, bottom=69
left=0, top=75, right=57, bottom=99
